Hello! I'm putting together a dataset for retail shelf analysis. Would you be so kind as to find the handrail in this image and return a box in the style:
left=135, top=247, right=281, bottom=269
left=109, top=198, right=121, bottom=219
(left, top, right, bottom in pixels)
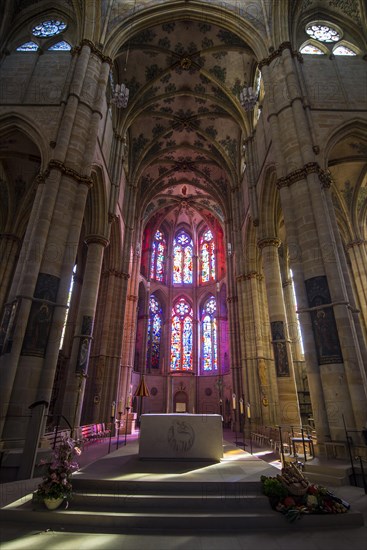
left=355, top=455, right=367, bottom=494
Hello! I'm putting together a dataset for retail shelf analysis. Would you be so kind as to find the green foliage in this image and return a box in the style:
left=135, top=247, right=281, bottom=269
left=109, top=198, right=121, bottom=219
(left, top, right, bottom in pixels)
left=260, top=476, right=288, bottom=499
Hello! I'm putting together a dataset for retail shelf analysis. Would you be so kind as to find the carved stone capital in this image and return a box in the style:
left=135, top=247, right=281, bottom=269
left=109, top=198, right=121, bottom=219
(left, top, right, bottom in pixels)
left=276, top=162, right=333, bottom=189
left=48, top=160, right=93, bottom=187
left=84, top=235, right=109, bottom=247
left=72, top=39, right=113, bottom=66
left=259, top=42, right=303, bottom=69
left=258, top=238, right=281, bottom=250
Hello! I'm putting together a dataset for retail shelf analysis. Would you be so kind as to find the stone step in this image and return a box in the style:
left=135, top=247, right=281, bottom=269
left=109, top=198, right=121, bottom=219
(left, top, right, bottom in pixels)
left=303, top=471, right=349, bottom=487
left=0, top=504, right=363, bottom=532
left=67, top=491, right=271, bottom=511
left=72, top=478, right=263, bottom=494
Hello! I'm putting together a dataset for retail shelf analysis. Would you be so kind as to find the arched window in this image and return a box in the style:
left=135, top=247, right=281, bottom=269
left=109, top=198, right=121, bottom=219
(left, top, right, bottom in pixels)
left=300, top=43, right=325, bottom=55
left=170, top=298, right=193, bottom=371
left=201, top=296, right=218, bottom=372
left=333, top=44, right=357, bottom=56
left=173, top=231, right=193, bottom=284
left=16, top=41, right=39, bottom=51
left=200, top=228, right=216, bottom=283
left=49, top=41, right=71, bottom=51
left=147, top=295, right=163, bottom=369
left=150, top=229, right=166, bottom=282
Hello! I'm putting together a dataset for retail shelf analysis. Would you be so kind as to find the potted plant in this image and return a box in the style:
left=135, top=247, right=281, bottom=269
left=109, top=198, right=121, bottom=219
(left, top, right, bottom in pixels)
left=34, top=436, right=82, bottom=510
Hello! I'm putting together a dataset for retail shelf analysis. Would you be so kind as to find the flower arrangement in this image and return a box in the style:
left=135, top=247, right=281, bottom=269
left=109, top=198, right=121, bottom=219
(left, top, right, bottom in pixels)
left=34, top=436, right=82, bottom=502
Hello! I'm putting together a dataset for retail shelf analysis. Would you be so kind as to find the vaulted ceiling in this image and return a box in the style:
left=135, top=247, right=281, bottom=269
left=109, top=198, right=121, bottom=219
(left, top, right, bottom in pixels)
left=112, top=18, right=260, bottom=232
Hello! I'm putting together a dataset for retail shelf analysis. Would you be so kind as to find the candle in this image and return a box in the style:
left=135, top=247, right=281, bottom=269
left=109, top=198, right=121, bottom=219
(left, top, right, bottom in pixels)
left=239, top=399, right=244, bottom=415
left=247, top=403, right=251, bottom=419
left=232, top=394, right=236, bottom=410
left=118, top=400, right=123, bottom=414
left=111, top=401, right=116, bottom=417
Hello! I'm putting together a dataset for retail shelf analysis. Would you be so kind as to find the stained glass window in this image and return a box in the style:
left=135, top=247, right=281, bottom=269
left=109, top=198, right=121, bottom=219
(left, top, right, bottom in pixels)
left=173, top=231, right=193, bottom=284
left=150, top=230, right=166, bottom=282
left=16, top=42, right=38, bottom=51
left=32, top=20, right=67, bottom=37
left=170, top=298, right=193, bottom=371
left=49, top=41, right=71, bottom=51
left=300, top=44, right=325, bottom=55
left=200, top=229, right=216, bottom=283
left=333, top=45, right=357, bottom=56
left=305, top=23, right=340, bottom=43
left=201, top=296, right=218, bottom=372
left=147, top=295, right=162, bottom=369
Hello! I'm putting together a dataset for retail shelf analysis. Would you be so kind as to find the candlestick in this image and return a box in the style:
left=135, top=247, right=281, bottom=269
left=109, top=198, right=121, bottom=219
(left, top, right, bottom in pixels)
left=232, top=393, right=236, bottom=410
left=239, top=398, right=244, bottom=415
left=118, top=400, right=123, bottom=414
left=111, top=401, right=116, bottom=418
left=246, top=403, right=251, bottom=419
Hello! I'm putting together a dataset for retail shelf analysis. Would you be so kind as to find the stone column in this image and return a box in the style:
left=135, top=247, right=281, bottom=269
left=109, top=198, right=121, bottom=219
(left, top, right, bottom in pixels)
left=258, top=238, right=300, bottom=426
left=0, top=41, right=111, bottom=446
left=260, top=43, right=366, bottom=445
left=63, top=235, right=109, bottom=432
left=0, top=234, right=21, bottom=311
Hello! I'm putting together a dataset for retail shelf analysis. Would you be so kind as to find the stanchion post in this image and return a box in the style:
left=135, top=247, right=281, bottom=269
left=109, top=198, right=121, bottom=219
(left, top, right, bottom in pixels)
left=108, top=401, right=115, bottom=454
left=124, top=407, right=130, bottom=446
left=116, top=412, right=122, bottom=450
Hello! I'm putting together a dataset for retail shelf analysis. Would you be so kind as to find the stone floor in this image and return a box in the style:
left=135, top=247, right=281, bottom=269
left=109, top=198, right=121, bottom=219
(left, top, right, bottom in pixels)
left=0, top=429, right=366, bottom=550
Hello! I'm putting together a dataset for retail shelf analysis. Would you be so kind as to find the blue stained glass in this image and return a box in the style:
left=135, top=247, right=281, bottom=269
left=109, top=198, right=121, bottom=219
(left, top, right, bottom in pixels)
left=200, top=229, right=215, bottom=283
left=32, top=20, right=67, bottom=37
left=201, top=296, right=218, bottom=372
left=150, top=229, right=166, bottom=282
left=147, top=296, right=162, bottom=369
left=17, top=42, right=38, bottom=51
left=49, top=41, right=71, bottom=51
left=173, top=231, right=193, bottom=285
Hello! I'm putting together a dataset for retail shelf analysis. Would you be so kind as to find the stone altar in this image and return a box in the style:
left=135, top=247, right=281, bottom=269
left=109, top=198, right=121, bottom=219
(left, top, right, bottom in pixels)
left=139, top=413, right=223, bottom=461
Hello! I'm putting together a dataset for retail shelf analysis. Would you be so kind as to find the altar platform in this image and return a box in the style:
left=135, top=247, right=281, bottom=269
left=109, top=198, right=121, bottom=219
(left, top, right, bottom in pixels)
left=1, top=429, right=366, bottom=550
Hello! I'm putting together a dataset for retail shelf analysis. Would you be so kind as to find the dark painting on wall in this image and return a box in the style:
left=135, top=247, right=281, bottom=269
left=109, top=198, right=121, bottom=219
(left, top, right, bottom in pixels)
left=271, top=321, right=290, bottom=377
left=22, top=273, right=60, bottom=357
left=305, top=276, right=343, bottom=365
left=76, top=315, right=94, bottom=374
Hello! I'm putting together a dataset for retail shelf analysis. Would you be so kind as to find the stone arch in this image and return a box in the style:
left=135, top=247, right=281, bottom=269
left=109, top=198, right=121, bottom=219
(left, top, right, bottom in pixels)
left=104, top=2, right=268, bottom=62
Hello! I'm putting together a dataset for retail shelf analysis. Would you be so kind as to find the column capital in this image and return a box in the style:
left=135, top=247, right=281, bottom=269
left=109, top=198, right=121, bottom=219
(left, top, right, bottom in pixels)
left=346, top=239, right=365, bottom=249
left=276, top=162, right=332, bottom=189
left=71, top=39, right=113, bottom=66
left=259, top=42, right=303, bottom=69
left=84, top=234, right=109, bottom=247
left=257, top=237, right=281, bottom=250
left=48, top=159, right=93, bottom=188
left=237, top=271, right=263, bottom=281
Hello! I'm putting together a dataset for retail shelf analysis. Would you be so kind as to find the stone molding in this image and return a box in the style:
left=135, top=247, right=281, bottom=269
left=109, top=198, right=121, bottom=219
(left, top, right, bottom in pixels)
left=226, top=296, right=238, bottom=303
left=258, top=42, right=303, bottom=69
left=71, top=39, right=113, bottom=66
left=48, top=159, right=93, bottom=187
left=276, top=162, right=332, bottom=189
left=257, top=237, right=281, bottom=250
left=127, top=295, right=138, bottom=302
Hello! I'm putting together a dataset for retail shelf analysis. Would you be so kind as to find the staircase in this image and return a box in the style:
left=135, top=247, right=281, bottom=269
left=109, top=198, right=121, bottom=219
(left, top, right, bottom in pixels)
left=1, top=477, right=364, bottom=533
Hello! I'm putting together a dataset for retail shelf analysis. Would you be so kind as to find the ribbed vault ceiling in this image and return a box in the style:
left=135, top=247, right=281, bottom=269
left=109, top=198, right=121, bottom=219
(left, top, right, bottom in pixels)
left=113, top=18, right=258, bottom=230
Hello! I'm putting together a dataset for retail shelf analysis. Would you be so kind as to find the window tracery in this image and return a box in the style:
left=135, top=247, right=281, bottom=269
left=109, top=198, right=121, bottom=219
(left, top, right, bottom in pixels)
left=200, top=229, right=216, bottom=283
left=147, top=295, right=162, bottom=369
left=150, top=230, right=166, bottom=282
left=173, top=231, right=193, bottom=284
left=201, top=296, right=218, bottom=372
